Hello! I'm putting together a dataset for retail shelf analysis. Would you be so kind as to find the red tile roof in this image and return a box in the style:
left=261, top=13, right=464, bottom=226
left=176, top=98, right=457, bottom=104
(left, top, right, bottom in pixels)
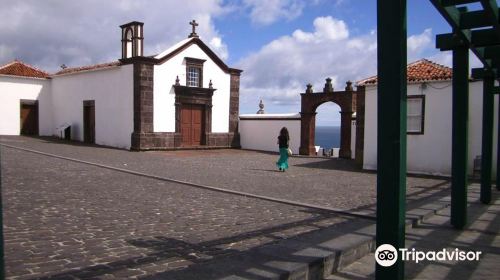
left=0, top=60, right=50, bottom=78
left=357, top=59, right=452, bottom=86
left=54, top=61, right=122, bottom=75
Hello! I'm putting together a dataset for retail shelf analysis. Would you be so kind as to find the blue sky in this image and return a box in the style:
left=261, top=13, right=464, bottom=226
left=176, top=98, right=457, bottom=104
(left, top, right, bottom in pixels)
left=0, top=0, right=492, bottom=125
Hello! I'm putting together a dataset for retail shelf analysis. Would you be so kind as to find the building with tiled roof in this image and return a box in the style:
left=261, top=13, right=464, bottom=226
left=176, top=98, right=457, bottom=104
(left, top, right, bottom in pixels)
left=357, top=59, right=452, bottom=86
left=0, top=20, right=242, bottom=151
left=53, top=61, right=122, bottom=76
left=0, top=60, right=50, bottom=79
left=361, top=58, right=488, bottom=177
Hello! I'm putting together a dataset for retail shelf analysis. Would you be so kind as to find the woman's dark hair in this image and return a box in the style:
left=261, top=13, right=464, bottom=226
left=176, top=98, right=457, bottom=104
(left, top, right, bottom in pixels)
left=280, top=127, right=290, bottom=140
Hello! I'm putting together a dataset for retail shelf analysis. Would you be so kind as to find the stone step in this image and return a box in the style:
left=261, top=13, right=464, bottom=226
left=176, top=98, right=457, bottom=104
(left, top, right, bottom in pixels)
left=325, top=186, right=499, bottom=280
left=152, top=197, right=451, bottom=279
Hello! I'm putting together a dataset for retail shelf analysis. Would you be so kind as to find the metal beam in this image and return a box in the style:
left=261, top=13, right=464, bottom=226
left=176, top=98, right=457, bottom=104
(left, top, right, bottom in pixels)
left=436, top=29, right=498, bottom=50
left=431, top=0, right=500, bottom=76
left=376, top=1, right=406, bottom=279
left=460, top=9, right=494, bottom=29
left=442, top=0, right=480, bottom=6
left=480, top=0, right=500, bottom=40
left=451, top=46, right=470, bottom=229
left=471, top=28, right=500, bottom=47
left=481, top=74, right=495, bottom=204
left=472, top=67, right=499, bottom=79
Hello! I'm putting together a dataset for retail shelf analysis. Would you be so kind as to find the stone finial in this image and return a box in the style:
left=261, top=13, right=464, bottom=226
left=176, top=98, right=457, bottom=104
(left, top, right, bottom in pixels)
left=306, top=83, right=313, bottom=94
left=60, top=64, right=67, bottom=69
left=256, top=100, right=265, bottom=114
left=345, top=80, right=353, bottom=91
left=175, top=75, right=180, bottom=86
left=209, top=79, right=213, bottom=89
left=323, top=78, right=334, bottom=93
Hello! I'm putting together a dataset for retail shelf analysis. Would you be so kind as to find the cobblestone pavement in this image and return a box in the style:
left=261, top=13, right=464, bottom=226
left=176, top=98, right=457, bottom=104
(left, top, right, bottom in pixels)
left=0, top=136, right=450, bottom=211
left=0, top=136, right=454, bottom=279
left=2, top=147, right=349, bottom=279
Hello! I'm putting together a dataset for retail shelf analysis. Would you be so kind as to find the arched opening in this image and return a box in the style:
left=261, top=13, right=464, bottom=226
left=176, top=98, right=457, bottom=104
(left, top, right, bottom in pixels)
left=315, top=102, right=341, bottom=157
left=125, top=28, right=133, bottom=58
left=299, top=80, right=363, bottom=160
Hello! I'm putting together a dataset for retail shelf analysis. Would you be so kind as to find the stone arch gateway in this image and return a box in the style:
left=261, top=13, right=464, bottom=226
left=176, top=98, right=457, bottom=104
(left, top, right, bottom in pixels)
left=299, top=79, right=365, bottom=164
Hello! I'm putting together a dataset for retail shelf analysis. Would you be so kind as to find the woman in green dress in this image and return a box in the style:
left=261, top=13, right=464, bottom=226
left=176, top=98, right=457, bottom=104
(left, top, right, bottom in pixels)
left=276, top=127, right=290, bottom=172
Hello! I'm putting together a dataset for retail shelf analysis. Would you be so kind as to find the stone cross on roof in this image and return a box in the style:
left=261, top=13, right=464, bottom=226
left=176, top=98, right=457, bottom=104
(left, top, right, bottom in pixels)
left=189, top=20, right=199, bottom=38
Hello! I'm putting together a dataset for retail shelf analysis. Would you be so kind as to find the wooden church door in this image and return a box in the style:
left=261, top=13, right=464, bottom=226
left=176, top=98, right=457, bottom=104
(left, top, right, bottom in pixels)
left=181, top=104, right=204, bottom=146
left=20, top=101, right=38, bottom=135
left=83, top=101, right=95, bottom=144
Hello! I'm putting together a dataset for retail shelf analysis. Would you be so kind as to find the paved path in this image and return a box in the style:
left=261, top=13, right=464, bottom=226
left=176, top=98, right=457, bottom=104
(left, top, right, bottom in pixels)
left=0, top=136, right=461, bottom=279
left=328, top=185, right=500, bottom=280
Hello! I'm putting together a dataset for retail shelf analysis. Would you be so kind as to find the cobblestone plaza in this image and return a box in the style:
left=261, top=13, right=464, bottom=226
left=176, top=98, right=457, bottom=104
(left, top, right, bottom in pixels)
left=0, top=136, right=497, bottom=279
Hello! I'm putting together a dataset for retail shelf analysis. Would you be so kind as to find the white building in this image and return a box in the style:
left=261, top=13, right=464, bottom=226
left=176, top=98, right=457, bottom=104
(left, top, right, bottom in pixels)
left=358, top=59, right=498, bottom=177
left=0, top=21, right=241, bottom=150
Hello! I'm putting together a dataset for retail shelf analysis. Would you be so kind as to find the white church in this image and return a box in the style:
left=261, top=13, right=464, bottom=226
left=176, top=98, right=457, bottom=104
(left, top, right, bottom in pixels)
left=0, top=21, right=242, bottom=150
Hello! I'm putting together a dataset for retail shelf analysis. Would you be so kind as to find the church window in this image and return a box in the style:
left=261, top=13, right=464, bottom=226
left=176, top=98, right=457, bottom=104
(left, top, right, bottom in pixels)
left=185, top=57, right=206, bottom=88
left=187, top=66, right=201, bottom=87
left=407, top=95, right=425, bottom=134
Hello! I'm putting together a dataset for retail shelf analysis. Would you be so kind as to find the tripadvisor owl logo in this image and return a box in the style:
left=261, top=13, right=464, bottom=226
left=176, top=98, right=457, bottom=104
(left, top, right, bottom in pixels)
left=375, top=244, right=482, bottom=266
left=375, top=244, right=398, bottom=267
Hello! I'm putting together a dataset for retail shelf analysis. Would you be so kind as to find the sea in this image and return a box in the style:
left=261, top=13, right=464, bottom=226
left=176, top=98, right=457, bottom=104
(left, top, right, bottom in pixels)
left=315, top=126, right=340, bottom=148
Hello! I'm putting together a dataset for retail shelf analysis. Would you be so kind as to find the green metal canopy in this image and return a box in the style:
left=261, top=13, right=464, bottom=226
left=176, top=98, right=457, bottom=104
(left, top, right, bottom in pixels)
left=432, top=0, right=500, bottom=80
left=376, top=1, right=499, bottom=279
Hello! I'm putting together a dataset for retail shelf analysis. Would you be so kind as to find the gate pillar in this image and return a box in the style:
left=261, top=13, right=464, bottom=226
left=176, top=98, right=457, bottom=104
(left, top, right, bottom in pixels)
left=299, top=112, right=317, bottom=155
left=339, top=111, right=352, bottom=158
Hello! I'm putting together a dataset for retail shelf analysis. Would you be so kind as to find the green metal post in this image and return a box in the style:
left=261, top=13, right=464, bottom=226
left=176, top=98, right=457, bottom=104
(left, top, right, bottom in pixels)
left=376, top=1, right=407, bottom=279
left=451, top=46, right=469, bottom=229
left=497, top=92, right=500, bottom=190
left=481, top=74, right=494, bottom=204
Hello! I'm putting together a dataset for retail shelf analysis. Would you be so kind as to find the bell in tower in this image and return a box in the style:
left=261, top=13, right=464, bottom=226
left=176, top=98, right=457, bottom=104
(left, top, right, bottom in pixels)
left=120, top=21, right=144, bottom=59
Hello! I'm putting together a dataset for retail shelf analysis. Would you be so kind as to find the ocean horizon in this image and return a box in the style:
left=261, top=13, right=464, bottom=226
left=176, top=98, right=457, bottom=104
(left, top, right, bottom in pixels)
left=315, top=125, right=340, bottom=149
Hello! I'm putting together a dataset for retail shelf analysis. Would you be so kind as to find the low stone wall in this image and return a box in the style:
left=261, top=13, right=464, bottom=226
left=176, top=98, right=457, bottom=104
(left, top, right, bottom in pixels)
left=131, top=132, right=239, bottom=150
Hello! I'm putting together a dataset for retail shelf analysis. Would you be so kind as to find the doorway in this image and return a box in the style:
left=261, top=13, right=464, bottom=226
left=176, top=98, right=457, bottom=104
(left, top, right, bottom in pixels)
left=181, top=104, right=204, bottom=146
left=83, top=100, right=95, bottom=144
left=20, top=100, right=38, bottom=135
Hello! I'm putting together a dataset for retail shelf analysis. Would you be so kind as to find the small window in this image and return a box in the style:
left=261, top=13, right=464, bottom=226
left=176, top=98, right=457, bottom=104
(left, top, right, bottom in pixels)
left=407, top=95, right=425, bottom=134
left=187, top=66, right=201, bottom=87
left=185, top=57, right=206, bottom=88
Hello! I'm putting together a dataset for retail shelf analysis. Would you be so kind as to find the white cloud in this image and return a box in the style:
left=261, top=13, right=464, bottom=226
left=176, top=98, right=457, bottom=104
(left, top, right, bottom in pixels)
left=209, top=37, right=229, bottom=60
left=237, top=19, right=442, bottom=119
left=428, top=52, right=452, bottom=67
left=237, top=16, right=378, bottom=115
left=407, top=28, right=432, bottom=56
left=0, top=0, right=230, bottom=72
left=243, top=0, right=306, bottom=25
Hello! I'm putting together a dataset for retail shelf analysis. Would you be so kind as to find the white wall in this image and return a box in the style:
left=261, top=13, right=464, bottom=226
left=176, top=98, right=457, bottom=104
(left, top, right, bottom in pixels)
left=239, top=114, right=301, bottom=154
left=51, top=65, right=134, bottom=149
left=363, top=80, right=498, bottom=177
left=153, top=43, right=231, bottom=133
left=0, top=75, right=52, bottom=135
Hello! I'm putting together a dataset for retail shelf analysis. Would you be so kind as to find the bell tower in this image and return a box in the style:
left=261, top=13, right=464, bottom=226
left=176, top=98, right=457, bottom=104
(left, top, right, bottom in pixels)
left=120, top=21, right=144, bottom=59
